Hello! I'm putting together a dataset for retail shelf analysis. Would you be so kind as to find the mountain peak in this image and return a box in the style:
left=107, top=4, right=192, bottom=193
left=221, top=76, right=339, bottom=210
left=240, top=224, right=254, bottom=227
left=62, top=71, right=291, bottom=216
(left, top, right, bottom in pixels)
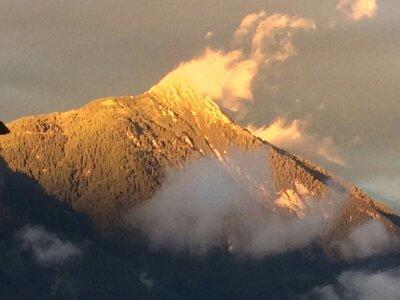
left=0, top=85, right=259, bottom=232
left=149, top=78, right=233, bottom=125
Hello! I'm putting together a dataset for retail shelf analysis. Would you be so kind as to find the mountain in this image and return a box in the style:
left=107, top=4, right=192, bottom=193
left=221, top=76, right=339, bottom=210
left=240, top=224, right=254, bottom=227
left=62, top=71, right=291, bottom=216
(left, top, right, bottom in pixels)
left=0, top=82, right=400, bottom=298
left=1, top=82, right=398, bottom=243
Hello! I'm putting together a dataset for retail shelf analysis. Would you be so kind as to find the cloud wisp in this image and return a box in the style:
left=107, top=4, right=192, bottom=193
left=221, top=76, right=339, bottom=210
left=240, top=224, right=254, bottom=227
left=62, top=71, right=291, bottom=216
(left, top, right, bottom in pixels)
left=339, top=220, right=400, bottom=260
left=18, top=226, right=82, bottom=265
left=247, top=118, right=346, bottom=166
left=154, top=11, right=315, bottom=111
left=204, top=31, right=215, bottom=40
left=312, top=220, right=400, bottom=299
left=154, top=10, right=348, bottom=169
left=127, top=151, right=342, bottom=258
left=337, top=0, right=378, bottom=20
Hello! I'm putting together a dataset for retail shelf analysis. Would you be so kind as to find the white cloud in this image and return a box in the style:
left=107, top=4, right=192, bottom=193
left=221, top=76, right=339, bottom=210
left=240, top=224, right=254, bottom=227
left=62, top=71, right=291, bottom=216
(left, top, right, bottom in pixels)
left=204, top=31, right=214, bottom=40
left=139, top=272, right=155, bottom=290
left=18, top=226, right=82, bottom=265
left=127, top=151, right=342, bottom=258
left=313, top=268, right=400, bottom=299
left=233, top=11, right=266, bottom=43
left=155, top=11, right=315, bottom=111
left=337, top=0, right=378, bottom=20
left=339, top=221, right=399, bottom=260
left=247, top=118, right=346, bottom=166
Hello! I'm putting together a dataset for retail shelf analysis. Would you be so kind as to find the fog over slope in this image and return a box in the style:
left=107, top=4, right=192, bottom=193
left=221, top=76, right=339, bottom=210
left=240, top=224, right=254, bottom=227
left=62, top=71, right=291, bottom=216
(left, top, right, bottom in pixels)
left=128, top=153, right=339, bottom=257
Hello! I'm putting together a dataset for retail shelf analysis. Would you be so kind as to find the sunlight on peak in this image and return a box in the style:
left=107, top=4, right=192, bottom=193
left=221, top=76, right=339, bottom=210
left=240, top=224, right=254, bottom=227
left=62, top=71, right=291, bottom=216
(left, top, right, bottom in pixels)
left=101, top=99, right=117, bottom=107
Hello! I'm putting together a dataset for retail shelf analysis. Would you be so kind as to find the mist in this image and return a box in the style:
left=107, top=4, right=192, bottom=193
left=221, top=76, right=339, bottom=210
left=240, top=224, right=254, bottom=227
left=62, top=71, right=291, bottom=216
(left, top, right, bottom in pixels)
left=312, top=268, right=400, bottom=300
left=339, top=220, right=400, bottom=260
left=127, top=150, right=343, bottom=258
left=17, top=226, right=82, bottom=266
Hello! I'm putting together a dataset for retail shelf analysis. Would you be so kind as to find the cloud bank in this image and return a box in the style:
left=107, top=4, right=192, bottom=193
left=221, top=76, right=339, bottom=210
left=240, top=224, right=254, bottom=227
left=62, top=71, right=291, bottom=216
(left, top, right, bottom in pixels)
left=247, top=118, right=346, bottom=166
left=156, top=11, right=315, bottom=111
left=127, top=152, right=342, bottom=258
left=18, top=226, right=82, bottom=265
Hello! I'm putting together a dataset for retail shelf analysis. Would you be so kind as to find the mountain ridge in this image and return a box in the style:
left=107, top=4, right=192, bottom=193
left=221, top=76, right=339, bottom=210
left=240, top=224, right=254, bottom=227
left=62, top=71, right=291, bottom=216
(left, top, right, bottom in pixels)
left=0, top=82, right=398, bottom=258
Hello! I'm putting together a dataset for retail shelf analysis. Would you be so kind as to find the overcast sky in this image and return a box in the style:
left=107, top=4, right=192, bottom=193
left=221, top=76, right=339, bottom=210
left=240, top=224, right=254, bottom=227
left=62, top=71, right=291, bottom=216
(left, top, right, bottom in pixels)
left=1, top=0, right=399, bottom=209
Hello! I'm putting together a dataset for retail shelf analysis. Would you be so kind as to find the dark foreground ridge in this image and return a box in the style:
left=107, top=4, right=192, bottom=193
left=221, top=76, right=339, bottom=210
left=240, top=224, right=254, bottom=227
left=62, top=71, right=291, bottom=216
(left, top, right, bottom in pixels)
left=0, top=156, right=399, bottom=299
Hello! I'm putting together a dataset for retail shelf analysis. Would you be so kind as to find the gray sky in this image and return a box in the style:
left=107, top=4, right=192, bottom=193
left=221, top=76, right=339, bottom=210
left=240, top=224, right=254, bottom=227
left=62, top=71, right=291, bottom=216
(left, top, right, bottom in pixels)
left=1, top=0, right=399, bottom=208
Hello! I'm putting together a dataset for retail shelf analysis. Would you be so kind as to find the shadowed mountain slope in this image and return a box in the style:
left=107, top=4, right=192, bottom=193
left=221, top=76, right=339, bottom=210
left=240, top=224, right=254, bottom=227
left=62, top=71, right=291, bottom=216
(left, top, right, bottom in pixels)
left=0, top=158, right=169, bottom=299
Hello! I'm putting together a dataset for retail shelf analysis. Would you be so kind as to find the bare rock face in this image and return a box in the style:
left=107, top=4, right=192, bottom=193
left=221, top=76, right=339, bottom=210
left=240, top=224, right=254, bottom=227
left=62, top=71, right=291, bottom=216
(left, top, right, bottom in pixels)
left=0, top=82, right=399, bottom=256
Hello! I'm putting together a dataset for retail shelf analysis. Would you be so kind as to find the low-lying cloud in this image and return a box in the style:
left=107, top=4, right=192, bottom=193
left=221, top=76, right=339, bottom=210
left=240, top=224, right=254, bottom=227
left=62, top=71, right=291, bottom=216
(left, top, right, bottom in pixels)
left=18, top=226, right=82, bottom=265
left=127, top=151, right=342, bottom=258
left=312, top=268, right=400, bottom=299
left=247, top=118, right=346, bottom=166
left=339, top=220, right=400, bottom=260
left=154, top=11, right=315, bottom=111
